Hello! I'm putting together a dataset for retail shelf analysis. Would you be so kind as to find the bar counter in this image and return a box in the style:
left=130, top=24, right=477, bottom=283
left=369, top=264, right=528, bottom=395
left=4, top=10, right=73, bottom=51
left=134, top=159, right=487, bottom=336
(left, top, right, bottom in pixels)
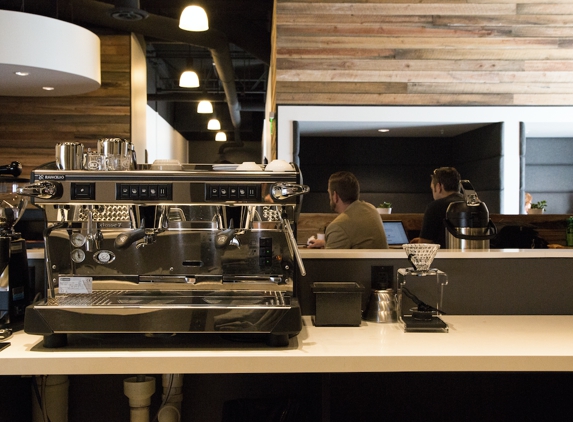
left=298, top=247, right=573, bottom=258
left=2, top=315, right=573, bottom=376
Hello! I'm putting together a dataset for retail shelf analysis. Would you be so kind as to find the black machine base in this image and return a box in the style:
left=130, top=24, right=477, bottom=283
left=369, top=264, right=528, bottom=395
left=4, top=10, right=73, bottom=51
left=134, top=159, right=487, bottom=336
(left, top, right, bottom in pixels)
left=401, top=316, right=449, bottom=333
left=25, top=295, right=302, bottom=348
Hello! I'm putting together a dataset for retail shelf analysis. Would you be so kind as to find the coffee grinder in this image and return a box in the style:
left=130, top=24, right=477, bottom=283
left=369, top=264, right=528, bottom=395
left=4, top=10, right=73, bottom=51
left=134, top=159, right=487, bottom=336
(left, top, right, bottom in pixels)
left=0, top=161, right=32, bottom=332
left=396, top=243, right=448, bottom=332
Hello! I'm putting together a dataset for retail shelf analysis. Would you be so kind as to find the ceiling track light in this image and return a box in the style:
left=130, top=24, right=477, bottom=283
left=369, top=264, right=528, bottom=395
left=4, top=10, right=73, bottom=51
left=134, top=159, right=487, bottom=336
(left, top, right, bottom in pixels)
left=179, top=5, right=209, bottom=32
left=207, top=118, right=221, bottom=131
left=197, top=100, right=213, bottom=114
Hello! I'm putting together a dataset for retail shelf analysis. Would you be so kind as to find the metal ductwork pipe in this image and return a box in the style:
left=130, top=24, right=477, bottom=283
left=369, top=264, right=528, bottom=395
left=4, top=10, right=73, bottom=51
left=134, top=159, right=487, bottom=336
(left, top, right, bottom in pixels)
left=69, top=0, right=242, bottom=132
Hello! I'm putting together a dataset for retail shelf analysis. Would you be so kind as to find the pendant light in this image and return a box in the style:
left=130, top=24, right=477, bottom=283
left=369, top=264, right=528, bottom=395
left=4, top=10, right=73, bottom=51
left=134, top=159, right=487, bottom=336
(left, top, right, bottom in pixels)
left=215, top=132, right=227, bottom=142
left=179, top=5, right=209, bottom=32
left=179, top=70, right=199, bottom=88
left=207, top=118, right=221, bottom=131
left=179, top=57, right=199, bottom=88
left=197, top=100, right=213, bottom=114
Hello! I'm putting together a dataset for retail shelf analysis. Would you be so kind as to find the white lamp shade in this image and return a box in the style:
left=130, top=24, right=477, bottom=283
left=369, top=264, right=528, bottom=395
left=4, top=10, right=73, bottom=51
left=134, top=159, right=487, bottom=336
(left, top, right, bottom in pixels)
left=207, top=118, right=221, bottom=130
left=215, top=132, right=227, bottom=141
left=197, top=100, right=213, bottom=114
left=179, top=6, right=209, bottom=32
left=0, top=10, right=101, bottom=96
left=179, top=70, right=199, bottom=88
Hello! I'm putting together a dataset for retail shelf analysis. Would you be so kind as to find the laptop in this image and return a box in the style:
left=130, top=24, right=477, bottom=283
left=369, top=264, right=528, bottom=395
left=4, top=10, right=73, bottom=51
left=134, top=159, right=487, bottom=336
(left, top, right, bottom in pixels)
left=382, top=220, right=409, bottom=248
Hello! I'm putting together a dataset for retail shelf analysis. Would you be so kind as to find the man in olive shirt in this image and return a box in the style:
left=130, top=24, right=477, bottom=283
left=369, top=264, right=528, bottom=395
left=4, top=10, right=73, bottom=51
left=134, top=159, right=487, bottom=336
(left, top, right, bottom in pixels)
left=308, top=171, right=388, bottom=249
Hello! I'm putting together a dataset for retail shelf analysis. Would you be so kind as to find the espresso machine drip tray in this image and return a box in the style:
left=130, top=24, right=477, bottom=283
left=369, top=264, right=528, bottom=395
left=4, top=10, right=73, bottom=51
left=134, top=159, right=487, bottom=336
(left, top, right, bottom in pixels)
left=25, top=289, right=301, bottom=348
left=43, top=290, right=292, bottom=308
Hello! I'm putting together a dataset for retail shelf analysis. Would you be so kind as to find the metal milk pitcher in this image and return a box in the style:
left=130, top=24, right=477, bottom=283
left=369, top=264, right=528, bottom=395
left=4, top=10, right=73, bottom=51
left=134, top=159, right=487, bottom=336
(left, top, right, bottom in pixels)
left=55, top=142, right=84, bottom=170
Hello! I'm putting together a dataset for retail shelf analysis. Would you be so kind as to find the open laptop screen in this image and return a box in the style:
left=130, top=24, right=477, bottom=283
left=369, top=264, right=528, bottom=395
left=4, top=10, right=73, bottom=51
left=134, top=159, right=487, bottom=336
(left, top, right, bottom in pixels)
left=382, top=220, right=409, bottom=246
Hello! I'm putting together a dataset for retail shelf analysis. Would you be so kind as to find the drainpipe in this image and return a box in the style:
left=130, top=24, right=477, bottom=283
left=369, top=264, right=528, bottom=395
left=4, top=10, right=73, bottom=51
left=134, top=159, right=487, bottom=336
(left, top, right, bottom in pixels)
left=157, top=374, right=184, bottom=422
left=124, top=375, right=156, bottom=422
left=32, top=375, right=69, bottom=422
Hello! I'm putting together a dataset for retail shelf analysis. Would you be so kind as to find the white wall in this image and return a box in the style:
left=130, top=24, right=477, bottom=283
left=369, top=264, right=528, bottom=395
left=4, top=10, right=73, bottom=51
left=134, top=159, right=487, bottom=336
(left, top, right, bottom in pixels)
left=145, top=105, right=188, bottom=164
left=130, top=34, right=147, bottom=162
left=131, top=33, right=188, bottom=164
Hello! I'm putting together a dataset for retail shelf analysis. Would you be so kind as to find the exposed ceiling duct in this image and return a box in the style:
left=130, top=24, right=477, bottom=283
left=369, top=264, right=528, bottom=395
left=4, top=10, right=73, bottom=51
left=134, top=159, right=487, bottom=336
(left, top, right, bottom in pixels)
left=69, top=0, right=242, bottom=138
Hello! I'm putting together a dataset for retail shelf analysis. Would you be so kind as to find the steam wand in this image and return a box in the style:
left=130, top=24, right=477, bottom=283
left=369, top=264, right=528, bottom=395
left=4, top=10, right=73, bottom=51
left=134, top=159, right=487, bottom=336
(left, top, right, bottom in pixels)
left=114, top=206, right=169, bottom=250
left=43, top=221, right=68, bottom=299
left=278, top=207, right=306, bottom=276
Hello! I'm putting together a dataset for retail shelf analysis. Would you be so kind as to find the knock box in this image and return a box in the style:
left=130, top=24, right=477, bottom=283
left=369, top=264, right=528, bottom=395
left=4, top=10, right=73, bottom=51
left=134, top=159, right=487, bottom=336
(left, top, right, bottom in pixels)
left=310, top=282, right=364, bottom=326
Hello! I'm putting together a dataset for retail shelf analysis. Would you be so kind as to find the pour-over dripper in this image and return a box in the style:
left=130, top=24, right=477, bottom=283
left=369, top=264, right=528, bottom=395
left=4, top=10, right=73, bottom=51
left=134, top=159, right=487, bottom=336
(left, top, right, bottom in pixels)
left=402, top=243, right=440, bottom=272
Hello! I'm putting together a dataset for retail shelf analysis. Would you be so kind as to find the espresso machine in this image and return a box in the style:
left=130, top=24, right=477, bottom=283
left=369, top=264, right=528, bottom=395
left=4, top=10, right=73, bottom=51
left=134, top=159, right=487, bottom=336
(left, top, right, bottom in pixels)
left=0, top=161, right=33, bottom=334
left=19, top=160, right=309, bottom=347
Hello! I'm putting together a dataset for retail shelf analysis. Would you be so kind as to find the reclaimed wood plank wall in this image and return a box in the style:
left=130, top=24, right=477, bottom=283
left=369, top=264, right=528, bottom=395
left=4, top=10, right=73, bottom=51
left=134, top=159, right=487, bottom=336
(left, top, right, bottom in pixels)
left=0, top=35, right=131, bottom=178
left=274, top=0, right=573, bottom=106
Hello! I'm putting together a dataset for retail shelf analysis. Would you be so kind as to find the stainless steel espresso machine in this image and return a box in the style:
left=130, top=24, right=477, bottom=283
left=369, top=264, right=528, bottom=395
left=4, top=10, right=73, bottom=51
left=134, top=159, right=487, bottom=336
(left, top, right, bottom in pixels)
left=19, top=161, right=309, bottom=347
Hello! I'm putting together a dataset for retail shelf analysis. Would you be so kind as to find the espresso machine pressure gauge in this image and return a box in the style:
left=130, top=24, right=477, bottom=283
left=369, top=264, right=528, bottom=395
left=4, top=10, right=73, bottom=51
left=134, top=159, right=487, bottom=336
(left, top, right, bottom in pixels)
left=71, top=248, right=85, bottom=263
left=71, top=232, right=86, bottom=248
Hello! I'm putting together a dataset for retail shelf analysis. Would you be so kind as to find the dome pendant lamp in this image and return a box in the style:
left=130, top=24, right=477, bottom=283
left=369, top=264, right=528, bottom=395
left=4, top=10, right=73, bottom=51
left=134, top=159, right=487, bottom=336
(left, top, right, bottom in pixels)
left=207, top=118, right=221, bottom=131
left=197, top=100, right=213, bottom=114
left=179, top=70, right=199, bottom=88
left=179, top=5, right=209, bottom=32
left=180, top=56, right=200, bottom=88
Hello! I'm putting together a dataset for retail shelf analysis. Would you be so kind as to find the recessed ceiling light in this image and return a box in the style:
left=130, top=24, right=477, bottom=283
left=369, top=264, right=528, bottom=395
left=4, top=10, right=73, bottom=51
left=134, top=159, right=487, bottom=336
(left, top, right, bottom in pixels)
left=378, top=129, right=390, bottom=133
left=15, top=71, right=29, bottom=76
left=42, top=87, right=55, bottom=91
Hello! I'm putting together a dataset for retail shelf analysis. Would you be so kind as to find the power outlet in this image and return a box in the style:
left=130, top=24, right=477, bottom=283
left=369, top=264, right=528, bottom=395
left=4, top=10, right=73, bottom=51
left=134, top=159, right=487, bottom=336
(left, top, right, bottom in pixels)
left=371, top=265, right=394, bottom=290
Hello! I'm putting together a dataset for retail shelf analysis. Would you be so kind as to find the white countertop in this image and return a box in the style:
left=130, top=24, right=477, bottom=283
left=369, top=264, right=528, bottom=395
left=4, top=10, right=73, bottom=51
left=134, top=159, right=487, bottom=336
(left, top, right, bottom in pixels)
left=2, top=316, right=573, bottom=376
left=299, top=248, right=573, bottom=259
left=28, top=248, right=573, bottom=261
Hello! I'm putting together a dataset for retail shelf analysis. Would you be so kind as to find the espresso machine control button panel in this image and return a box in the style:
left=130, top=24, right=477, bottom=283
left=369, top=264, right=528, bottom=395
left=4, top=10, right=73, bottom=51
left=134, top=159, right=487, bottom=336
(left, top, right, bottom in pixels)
left=207, top=184, right=260, bottom=201
left=116, top=184, right=173, bottom=201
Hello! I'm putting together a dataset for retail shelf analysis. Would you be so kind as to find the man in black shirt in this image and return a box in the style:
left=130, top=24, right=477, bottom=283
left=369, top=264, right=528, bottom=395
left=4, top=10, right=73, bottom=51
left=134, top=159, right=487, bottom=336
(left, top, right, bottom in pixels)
left=411, top=167, right=463, bottom=248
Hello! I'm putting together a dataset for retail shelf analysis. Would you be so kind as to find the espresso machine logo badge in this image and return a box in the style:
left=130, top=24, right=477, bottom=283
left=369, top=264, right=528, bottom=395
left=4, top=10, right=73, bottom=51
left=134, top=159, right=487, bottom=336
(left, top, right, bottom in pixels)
left=38, top=174, right=65, bottom=181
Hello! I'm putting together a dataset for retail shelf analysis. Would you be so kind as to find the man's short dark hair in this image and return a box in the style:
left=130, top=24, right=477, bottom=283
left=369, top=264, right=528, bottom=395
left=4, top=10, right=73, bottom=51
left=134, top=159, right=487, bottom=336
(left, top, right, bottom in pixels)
left=431, top=167, right=461, bottom=192
left=329, top=171, right=360, bottom=203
